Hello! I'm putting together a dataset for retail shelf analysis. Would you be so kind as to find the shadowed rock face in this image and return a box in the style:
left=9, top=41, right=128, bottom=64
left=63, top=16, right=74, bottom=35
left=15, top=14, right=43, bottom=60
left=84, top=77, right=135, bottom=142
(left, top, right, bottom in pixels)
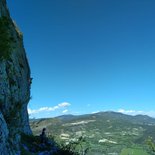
left=0, top=0, right=32, bottom=154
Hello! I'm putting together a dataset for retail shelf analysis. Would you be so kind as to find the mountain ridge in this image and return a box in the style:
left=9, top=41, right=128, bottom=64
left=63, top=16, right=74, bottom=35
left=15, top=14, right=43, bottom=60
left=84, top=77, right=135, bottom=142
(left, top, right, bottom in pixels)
left=30, top=111, right=155, bottom=124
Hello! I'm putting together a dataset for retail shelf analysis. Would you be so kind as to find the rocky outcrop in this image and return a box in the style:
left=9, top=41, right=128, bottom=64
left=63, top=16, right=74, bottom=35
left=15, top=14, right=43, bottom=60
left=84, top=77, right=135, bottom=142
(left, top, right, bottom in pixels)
left=0, top=0, right=32, bottom=154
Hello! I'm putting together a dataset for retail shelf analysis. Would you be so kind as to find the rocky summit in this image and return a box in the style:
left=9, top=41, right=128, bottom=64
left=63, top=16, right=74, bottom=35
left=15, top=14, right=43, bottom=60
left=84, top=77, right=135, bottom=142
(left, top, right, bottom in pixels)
left=0, top=0, right=32, bottom=154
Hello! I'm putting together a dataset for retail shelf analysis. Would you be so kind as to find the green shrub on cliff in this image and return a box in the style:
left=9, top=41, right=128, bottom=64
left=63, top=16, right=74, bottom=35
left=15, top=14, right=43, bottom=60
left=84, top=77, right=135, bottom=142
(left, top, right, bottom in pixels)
left=146, top=137, right=155, bottom=153
left=21, top=133, right=88, bottom=155
left=0, top=16, right=14, bottom=60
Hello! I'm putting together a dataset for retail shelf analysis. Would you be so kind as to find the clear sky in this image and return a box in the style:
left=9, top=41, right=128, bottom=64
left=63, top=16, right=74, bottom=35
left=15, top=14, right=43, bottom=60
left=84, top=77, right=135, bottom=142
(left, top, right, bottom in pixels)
left=7, top=0, right=155, bottom=118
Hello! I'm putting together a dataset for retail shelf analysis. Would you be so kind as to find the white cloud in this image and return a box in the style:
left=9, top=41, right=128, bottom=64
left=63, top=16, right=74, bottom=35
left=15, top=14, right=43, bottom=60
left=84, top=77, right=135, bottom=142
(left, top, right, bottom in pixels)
left=62, top=109, right=68, bottom=113
left=58, top=102, right=70, bottom=107
left=117, top=108, right=155, bottom=118
left=28, top=108, right=37, bottom=114
left=28, top=102, right=71, bottom=115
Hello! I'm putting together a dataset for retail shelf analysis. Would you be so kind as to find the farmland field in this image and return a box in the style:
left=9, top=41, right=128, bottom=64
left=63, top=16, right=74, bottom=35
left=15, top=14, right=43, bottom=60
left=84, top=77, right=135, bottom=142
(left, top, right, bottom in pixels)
left=120, top=148, right=149, bottom=155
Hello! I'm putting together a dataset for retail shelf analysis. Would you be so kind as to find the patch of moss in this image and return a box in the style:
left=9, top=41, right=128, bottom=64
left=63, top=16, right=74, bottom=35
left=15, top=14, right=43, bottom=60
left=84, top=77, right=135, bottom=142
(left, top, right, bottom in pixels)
left=19, top=62, right=24, bottom=69
left=9, top=78, right=16, bottom=86
left=5, top=102, right=22, bottom=124
left=0, top=99, right=3, bottom=109
left=0, top=16, right=14, bottom=60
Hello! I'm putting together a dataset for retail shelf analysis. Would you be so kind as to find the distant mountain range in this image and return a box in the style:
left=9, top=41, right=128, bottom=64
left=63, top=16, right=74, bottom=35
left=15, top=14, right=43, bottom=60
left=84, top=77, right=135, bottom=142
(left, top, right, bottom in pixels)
left=30, top=111, right=155, bottom=155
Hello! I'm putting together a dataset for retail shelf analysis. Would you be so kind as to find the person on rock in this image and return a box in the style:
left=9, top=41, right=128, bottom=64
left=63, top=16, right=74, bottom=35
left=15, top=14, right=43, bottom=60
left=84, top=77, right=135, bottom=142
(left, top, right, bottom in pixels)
left=40, top=128, right=47, bottom=144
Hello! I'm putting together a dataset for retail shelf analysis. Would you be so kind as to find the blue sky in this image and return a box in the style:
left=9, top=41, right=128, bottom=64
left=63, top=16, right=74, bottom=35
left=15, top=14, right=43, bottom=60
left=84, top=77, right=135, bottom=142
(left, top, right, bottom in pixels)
left=7, top=0, right=155, bottom=118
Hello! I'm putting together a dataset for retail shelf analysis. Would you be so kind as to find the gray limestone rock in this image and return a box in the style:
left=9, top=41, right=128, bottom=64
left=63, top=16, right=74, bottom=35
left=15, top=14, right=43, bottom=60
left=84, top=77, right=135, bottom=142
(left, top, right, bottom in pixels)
left=0, top=0, right=32, bottom=154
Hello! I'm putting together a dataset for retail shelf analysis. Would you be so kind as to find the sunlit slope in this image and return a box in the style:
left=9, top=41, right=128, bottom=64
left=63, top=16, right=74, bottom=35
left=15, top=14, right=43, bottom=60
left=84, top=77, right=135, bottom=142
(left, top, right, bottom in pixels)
left=30, top=112, right=155, bottom=154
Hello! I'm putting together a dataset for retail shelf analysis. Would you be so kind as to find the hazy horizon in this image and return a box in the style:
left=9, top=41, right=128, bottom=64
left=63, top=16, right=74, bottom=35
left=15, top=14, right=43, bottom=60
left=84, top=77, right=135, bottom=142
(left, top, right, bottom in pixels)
left=29, top=109, right=155, bottom=119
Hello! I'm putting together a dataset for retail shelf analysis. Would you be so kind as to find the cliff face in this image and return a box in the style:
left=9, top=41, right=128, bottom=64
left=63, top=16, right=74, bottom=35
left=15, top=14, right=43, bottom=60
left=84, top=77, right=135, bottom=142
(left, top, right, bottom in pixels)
left=0, top=0, right=32, bottom=154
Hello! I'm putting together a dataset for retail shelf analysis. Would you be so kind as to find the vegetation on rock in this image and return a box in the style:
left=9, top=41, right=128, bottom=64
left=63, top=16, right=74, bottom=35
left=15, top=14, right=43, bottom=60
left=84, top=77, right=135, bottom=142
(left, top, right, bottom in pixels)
left=21, top=133, right=88, bottom=155
left=146, top=137, right=155, bottom=154
left=0, top=16, right=14, bottom=60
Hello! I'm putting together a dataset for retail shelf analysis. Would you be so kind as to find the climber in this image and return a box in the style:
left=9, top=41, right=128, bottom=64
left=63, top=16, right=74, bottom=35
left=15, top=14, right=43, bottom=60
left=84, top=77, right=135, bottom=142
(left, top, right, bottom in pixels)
left=29, top=77, right=33, bottom=85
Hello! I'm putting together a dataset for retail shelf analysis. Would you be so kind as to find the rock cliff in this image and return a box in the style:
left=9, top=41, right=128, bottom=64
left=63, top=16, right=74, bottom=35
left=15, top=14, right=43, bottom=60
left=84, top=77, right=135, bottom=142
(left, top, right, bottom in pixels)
left=0, top=0, right=32, bottom=154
